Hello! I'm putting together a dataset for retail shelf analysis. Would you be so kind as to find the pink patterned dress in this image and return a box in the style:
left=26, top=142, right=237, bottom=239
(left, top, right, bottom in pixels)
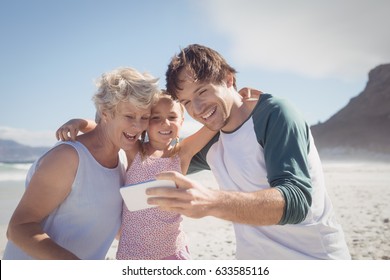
left=116, top=152, right=190, bottom=260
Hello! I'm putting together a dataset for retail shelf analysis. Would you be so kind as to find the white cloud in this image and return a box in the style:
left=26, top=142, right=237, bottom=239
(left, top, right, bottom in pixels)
left=197, top=0, right=390, bottom=81
left=0, top=126, right=57, bottom=147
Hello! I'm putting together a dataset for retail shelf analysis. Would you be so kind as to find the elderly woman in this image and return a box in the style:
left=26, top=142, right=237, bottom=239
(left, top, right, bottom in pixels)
left=3, top=67, right=159, bottom=259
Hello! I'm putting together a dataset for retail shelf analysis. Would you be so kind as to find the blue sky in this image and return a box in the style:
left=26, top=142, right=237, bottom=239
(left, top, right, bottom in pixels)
left=1, top=0, right=389, bottom=146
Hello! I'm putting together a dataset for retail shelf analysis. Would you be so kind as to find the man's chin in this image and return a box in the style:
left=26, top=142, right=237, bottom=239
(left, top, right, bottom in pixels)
left=202, top=120, right=224, bottom=132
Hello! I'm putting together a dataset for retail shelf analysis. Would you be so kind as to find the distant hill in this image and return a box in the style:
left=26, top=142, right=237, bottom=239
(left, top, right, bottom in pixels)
left=0, top=139, right=49, bottom=163
left=311, top=63, right=390, bottom=160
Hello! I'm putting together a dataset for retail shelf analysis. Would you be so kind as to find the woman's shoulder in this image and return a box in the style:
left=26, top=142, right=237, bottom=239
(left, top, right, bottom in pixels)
left=38, top=142, right=79, bottom=168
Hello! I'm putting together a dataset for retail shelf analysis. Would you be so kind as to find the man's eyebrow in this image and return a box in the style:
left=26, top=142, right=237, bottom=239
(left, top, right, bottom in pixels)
left=194, top=84, right=204, bottom=93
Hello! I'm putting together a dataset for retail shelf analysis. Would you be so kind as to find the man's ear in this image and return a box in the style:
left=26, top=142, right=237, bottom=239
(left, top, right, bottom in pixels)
left=226, top=73, right=234, bottom=88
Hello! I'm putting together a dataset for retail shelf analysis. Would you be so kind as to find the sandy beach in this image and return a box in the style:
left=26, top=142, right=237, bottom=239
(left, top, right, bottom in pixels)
left=1, top=161, right=389, bottom=260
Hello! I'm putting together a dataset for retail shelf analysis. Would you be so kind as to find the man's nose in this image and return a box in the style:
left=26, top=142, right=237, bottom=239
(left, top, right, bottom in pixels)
left=192, top=99, right=203, bottom=115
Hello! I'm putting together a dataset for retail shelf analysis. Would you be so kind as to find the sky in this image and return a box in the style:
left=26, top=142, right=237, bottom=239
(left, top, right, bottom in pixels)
left=1, top=0, right=389, bottom=147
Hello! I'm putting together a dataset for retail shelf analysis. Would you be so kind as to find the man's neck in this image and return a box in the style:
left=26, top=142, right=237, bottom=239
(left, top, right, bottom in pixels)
left=221, top=92, right=259, bottom=133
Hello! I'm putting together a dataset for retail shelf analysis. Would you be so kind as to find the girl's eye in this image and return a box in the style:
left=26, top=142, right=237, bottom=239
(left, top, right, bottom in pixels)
left=126, top=115, right=134, bottom=119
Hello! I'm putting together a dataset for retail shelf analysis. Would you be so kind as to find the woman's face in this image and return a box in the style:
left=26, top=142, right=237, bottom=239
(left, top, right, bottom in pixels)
left=105, top=101, right=151, bottom=151
left=147, top=97, right=184, bottom=149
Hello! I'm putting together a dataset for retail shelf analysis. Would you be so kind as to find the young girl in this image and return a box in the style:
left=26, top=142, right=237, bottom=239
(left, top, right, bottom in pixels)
left=56, top=91, right=216, bottom=260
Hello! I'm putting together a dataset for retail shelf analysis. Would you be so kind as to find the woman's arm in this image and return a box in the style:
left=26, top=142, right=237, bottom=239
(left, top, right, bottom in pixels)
left=6, top=145, right=80, bottom=259
left=56, top=118, right=97, bottom=141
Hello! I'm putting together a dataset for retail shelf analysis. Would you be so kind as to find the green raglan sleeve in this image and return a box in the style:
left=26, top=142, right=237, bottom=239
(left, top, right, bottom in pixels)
left=187, top=133, right=220, bottom=174
left=253, top=96, right=313, bottom=225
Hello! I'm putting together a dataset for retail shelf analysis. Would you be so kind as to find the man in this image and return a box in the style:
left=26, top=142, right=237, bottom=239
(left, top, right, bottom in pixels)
left=147, top=44, right=351, bottom=259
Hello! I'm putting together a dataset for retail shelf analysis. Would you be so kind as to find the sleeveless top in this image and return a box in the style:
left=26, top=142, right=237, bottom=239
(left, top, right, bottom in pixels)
left=3, top=141, right=125, bottom=259
left=116, top=152, right=188, bottom=260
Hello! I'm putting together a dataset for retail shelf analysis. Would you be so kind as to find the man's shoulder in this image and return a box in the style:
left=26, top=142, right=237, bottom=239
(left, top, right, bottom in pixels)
left=252, top=93, right=302, bottom=123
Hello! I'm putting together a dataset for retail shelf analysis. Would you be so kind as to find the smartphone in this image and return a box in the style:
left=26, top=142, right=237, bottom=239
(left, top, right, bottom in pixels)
left=120, top=179, right=176, bottom=211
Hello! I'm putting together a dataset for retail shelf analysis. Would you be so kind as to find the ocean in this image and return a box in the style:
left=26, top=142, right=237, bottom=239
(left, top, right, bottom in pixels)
left=0, top=163, right=30, bottom=225
left=0, top=162, right=31, bottom=182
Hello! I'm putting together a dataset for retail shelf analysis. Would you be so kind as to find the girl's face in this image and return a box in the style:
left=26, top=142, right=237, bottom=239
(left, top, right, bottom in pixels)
left=104, top=101, right=151, bottom=151
left=147, top=97, right=184, bottom=149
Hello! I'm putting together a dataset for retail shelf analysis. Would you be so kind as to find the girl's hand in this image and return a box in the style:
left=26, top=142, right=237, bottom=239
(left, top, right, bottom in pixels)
left=238, top=87, right=263, bottom=100
left=55, top=119, right=88, bottom=141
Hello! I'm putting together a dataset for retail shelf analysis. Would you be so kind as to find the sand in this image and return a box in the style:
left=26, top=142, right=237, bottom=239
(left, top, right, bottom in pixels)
left=1, top=161, right=389, bottom=260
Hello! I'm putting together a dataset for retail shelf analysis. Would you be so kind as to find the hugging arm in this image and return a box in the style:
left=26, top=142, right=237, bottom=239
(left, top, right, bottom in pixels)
left=179, top=126, right=218, bottom=174
left=56, top=118, right=97, bottom=141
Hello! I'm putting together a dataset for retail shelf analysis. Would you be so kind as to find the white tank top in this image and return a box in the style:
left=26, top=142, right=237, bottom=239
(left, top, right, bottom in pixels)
left=3, top=141, right=125, bottom=259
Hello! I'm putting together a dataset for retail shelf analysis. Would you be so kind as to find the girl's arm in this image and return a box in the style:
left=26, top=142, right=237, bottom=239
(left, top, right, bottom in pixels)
left=56, top=118, right=97, bottom=141
left=179, top=126, right=217, bottom=174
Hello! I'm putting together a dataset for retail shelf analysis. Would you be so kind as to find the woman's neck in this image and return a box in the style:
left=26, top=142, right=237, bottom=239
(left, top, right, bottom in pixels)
left=78, top=125, right=119, bottom=168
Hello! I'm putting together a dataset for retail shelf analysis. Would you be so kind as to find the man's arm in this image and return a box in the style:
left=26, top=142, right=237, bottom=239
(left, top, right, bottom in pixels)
left=253, top=95, right=312, bottom=224
left=147, top=171, right=285, bottom=226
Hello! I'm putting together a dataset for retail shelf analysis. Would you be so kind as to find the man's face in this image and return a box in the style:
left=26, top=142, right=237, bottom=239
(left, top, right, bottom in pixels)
left=176, top=70, right=233, bottom=131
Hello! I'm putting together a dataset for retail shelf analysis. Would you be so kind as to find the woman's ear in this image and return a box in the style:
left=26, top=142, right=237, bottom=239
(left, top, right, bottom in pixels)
left=100, top=110, right=110, bottom=122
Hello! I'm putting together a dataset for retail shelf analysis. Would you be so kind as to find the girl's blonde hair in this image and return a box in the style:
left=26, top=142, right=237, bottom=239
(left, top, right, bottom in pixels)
left=140, top=90, right=184, bottom=160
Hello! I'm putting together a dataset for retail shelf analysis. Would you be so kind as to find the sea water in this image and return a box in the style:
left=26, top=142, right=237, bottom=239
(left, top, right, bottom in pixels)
left=0, top=163, right=30, bottom=228
left=0, top=162, right=31, bottom=182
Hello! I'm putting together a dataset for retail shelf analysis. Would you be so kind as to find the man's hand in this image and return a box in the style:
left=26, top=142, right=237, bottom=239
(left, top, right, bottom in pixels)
left=146, top=171, right=219, bottom=219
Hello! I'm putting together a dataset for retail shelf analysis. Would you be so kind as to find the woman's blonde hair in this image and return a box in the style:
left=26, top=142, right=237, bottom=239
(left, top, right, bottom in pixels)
left=93, top=67, right=160, bottom=119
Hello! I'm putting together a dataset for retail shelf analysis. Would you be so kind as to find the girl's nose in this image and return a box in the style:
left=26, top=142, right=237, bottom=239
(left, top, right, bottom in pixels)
left=161, top=118, right=170, bottom=126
